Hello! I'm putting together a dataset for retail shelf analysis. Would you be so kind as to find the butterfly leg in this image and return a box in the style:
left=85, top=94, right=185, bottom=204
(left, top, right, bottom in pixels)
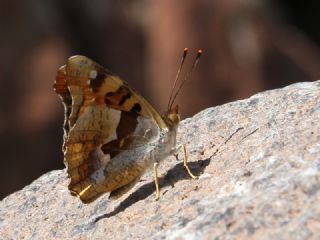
left=153, top=162, right=160, bottom=201
left=177, top=144, right=198, bottom=179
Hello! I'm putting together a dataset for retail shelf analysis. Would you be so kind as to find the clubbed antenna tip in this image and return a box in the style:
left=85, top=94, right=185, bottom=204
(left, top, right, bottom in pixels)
left=197, top=49, right=203, bottom=58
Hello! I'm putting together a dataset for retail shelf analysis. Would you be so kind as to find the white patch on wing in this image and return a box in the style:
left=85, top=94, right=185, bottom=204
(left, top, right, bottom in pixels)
left=89, top=70, right=97, bottom=79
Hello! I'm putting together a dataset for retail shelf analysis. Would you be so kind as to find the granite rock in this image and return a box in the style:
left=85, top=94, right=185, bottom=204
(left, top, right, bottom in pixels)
left=1, top=81, right=320, bottom=239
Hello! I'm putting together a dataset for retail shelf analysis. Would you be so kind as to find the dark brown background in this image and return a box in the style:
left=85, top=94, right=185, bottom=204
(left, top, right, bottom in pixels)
left=1, top=0, right=320, bottom=199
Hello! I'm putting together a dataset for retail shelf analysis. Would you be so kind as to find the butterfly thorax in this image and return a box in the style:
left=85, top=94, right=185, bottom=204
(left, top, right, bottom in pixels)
left=157, top=109, right=181, bottom=155
left=150, top=116, right=179, bottom=164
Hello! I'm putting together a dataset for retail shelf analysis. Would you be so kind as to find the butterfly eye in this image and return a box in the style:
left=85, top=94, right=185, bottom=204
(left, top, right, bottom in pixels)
left=167, top=111, right=180, bottom=125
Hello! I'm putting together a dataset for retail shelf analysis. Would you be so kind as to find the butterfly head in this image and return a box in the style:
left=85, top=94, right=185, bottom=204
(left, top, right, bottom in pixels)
left=164, top=105, right=180, bottom=129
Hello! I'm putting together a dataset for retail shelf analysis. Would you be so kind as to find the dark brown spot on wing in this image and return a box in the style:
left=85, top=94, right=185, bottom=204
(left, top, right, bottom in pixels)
left=104, top=86, right=132, bottom=108
left=116, top=111, right=139, bottom=139
left=131, top=103, right=141, bottom=113
left=101, top=111, right=138, bottom=158
left=90, top=71, right=108, bottom=92
left=119, top=92, right=131, bottom=106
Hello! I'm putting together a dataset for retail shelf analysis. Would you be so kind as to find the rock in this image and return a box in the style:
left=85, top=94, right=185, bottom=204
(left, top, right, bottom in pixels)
left=1, top=81, right=320, bottom=239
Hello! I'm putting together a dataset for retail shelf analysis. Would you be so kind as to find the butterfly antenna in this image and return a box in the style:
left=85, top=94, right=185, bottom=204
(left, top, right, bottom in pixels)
left=169, top=49, right=203, bottom=111
left=167, top=48, right=189, bottom=112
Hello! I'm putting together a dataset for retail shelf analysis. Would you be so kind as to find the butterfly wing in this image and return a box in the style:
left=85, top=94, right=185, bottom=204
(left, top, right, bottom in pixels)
left=54, top=55, right=167, bottom=202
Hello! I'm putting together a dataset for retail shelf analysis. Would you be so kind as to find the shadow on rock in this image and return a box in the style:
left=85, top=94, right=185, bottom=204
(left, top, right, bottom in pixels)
left=94, top=157, right=210, bottom=222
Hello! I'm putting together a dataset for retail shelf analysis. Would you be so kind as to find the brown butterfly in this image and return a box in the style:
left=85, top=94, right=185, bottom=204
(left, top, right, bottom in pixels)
left=53, top=49, right=202, bottom=203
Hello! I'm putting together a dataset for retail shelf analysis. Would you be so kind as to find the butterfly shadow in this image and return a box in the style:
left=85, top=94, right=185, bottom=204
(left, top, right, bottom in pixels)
left=94, top=157, right=210, bottom=222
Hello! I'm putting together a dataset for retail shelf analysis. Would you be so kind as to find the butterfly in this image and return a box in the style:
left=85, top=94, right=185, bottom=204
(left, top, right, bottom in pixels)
left=53, top=48, right=202, bottom=203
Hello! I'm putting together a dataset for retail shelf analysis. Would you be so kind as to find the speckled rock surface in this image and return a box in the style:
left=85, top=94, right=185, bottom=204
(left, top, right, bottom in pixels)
left=1, top=81, right=320, bottom=240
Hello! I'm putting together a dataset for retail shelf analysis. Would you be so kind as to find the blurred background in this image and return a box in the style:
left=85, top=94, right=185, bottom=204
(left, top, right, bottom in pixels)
left=1, top=0, right=320, bottom=199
